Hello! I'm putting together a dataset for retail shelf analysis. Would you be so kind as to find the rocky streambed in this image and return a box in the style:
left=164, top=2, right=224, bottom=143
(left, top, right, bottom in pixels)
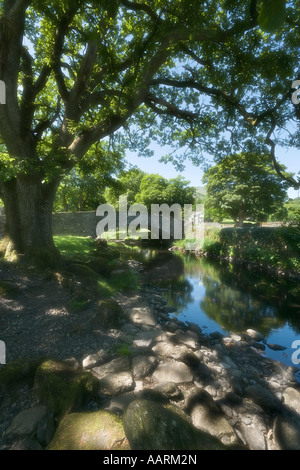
left=1, top=278, right=300, bottom=451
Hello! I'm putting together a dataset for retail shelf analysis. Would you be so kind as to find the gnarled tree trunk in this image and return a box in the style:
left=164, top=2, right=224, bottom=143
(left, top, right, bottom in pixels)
left=0, top=175, right=60, bottom=266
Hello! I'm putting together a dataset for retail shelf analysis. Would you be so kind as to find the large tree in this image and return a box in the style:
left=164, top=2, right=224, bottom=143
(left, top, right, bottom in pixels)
left=203, top=152, right=289, bottom=226
left=0, top=0, right=299, bottom=265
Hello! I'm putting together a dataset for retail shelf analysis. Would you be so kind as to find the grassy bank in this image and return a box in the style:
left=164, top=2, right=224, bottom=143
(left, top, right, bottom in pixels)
left=53, top=235, right=140, bottom=299
left=174, top=226, right=300, bottom=275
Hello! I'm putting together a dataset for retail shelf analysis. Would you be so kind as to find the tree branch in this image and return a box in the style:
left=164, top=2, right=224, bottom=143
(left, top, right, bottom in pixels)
left=33, top=98, right=61, bottom=142
left=51, top=11, right=78, bottom=101
left=150, top=77, right=257, bottom=125
left=265, top=118, right=299, bottom=188
left=145, top=93, right=198, bottom=120
left=120, top=0, right=161, bottom=22
left=66, top=42, right=98, bottom=121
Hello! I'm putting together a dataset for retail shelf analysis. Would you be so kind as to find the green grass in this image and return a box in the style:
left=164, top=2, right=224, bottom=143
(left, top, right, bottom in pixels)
left=53, top=235, right=140, bottom=296
left=97, top=270, right=139, bottom=298
left=54, top=236, right=96, bottom=261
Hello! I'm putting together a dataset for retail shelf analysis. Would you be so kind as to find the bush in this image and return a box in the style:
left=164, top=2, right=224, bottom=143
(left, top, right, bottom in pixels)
left=202, top=226, right=300, bottom=272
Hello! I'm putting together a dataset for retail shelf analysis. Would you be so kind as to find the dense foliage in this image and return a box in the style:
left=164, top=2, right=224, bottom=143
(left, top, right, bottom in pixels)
left=202, top=226, right=300, bottom=273
left=104, top=168, right=196, bottom=209
left=203, top=152, right=289, bottom=226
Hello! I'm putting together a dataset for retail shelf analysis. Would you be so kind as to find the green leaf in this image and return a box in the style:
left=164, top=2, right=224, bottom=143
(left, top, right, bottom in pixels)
left=257, top=0, right=286, bottom=33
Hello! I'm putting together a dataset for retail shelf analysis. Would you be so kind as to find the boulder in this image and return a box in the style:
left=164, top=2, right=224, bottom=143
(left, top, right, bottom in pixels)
left=273, top=415, right=300, bottom=450
left=245, top=384, right=283, bottom=413
left=34, top=360, right=99, bottom=419
left=185, top=389, right=239, bottom=446
left=91, top=299, right=125, bottom=329
left=5, top=406, right=48, bottom=437
left=0, top=357, right=45, bottom=387
left=48, top=411, right=130, bottom=450
left=123, top=399, right=227, bottom=450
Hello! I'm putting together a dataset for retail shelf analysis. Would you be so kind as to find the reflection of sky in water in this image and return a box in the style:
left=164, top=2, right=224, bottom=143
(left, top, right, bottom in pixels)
left=165, top=266, right=300, bottom=379
left=173, top=276, right=225, bottom=334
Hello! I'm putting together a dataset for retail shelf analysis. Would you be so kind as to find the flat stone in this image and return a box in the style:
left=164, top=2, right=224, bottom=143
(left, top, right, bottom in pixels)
left=245, top=384, right=283, bottom=413
left=121, top=323, right=140, bottom=335
left=283, top=387, right=300, bottom=416
left=132, top=355, right=157, bottom=380
left=6, top=406, right=47, bottom=437
left=92, top=356, right=130, bottom=380
left=185, top=389, right=238, bottom=446
left=132, top=329, right=162, bottom=347
left=82, top=348, right=113, bottom=369
left=171, top=331, right=199, bottom=350
left=151, top=340, right=195, bottom=363
left=266, top=343, right=287, bottom=351
left=98, top=371, right=134, bottom=396
left=273, top=415, right=300, bottom=450
left=153, top=382, right=183, bottom=400
left=246, top=329, right=264, bottom=341
left=125, top=306, right=157, bottom=327
left=239, top=414, right=267, bottom=450
left=152, top=361, right=193, bottom=384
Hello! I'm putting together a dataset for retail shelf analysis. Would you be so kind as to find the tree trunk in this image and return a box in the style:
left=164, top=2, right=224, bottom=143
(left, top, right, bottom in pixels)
left=0, top=175, right=60, bottom=267
left=236, top=216, right=244, bottom=227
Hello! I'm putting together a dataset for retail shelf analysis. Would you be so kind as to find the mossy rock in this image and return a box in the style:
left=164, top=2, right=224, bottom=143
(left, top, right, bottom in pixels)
left=91, top=299, right=125, bottom=329
left=48, top=411, right=130, bottom=450
left=34, top=360, right=99, bottom=419
left=0, top=357, right=46, bottom=388
left=123, top=399, right=229, bottom=450
left=95, top=245, right=120, bottom=261
left=86, top=256, right=113, bottom=277
left=65, top=263, right=100, bottom=284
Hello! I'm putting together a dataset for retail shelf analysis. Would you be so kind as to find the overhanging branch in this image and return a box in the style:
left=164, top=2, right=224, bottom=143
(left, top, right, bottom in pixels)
left=265, top=119, right=299, bottom=188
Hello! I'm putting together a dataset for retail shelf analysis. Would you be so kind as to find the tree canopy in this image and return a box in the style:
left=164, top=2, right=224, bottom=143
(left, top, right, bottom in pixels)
left=0, top=0, right=299, bottom=263
left=104, top=168, right=195, bottom=209
left=203, top=152, right=289, bottom=226
left=54, top=142, right=125, bottom=212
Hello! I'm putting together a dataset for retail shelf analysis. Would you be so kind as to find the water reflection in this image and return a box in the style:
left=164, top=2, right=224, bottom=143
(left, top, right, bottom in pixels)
left=140, top=249, right=300, bottom=368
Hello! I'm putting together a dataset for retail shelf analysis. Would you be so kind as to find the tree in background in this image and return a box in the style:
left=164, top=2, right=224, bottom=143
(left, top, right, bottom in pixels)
left=203, top=153, right=289, bottom=226
left=104, top=168, right=146, bottom=208
left=285, top=196, right=300, bottom=226
left=0, top=0, right=299, bottom=265
left=105, top=170, right=195, bottom=209
left=136, top=174, right=195, bottom=208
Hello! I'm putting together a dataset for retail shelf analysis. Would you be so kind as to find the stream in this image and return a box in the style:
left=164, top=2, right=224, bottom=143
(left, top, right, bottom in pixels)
left=138, top=248, right=300, bottom=380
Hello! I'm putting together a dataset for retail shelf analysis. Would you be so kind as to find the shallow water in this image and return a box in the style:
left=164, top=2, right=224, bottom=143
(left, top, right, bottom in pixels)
left=141, top=250, right=300, bottom=380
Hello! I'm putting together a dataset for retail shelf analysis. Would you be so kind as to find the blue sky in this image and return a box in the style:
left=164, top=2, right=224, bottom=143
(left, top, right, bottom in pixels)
left=126, top=143, right=300, bottom=199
